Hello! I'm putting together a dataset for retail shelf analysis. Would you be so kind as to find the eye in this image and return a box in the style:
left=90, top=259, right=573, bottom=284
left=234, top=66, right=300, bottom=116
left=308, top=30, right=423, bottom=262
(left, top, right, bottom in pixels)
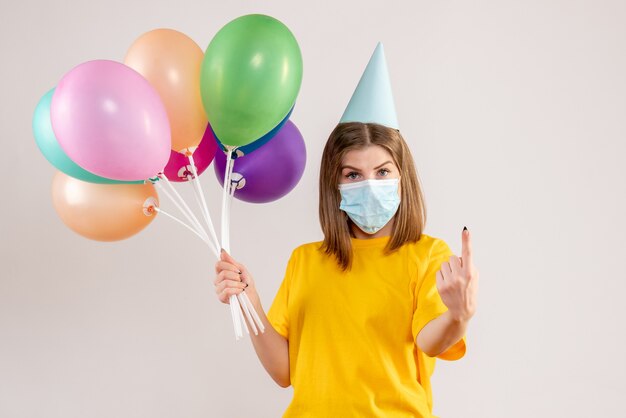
left=345, top=171, right=360, bottom=180
left=378, top=168, right=390, bottom=177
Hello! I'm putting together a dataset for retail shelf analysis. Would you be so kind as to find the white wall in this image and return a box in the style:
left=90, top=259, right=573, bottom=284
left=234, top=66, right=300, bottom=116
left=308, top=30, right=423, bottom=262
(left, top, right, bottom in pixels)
left=1, top=0, right=624, bottom=416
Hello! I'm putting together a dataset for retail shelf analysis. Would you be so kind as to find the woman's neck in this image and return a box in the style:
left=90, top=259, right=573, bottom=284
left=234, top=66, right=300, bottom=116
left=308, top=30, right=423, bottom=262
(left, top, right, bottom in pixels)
left=349, top=219, right=394, bottom=240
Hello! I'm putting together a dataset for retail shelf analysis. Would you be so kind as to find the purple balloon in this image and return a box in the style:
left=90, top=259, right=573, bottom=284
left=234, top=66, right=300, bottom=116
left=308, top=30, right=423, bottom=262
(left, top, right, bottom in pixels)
left=214, top=120, right=306, bottom=203
left=51, top=60, right=171, bottom=181
left=162, top=123, right=218, bottom=182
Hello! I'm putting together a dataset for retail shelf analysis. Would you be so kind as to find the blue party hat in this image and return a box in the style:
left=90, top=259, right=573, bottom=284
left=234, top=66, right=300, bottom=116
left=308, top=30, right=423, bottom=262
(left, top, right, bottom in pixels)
left=340, top=42, right=399, bottom=129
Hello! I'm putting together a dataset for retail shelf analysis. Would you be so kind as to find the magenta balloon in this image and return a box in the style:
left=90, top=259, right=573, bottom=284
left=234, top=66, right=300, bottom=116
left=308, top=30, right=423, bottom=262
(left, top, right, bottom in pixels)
left=163, top=123, right=218, bottom=182
left=51, top=60, right=171, bottom=181
left=214, top=120, right=306, bottom=203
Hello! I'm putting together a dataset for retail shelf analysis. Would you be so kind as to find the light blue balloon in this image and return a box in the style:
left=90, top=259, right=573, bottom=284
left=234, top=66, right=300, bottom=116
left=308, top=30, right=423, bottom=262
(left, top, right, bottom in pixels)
left=33, top=88, right=142, bottom=184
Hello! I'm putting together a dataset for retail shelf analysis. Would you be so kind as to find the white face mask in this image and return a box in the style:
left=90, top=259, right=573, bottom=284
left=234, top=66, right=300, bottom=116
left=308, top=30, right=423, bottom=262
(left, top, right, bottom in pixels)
left=338, top=178, right=401, bottom=234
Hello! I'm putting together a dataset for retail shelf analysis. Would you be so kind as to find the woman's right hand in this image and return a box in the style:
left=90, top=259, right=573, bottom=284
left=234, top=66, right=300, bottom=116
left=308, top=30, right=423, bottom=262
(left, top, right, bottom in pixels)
left=214, top=249, right=259, bottom=305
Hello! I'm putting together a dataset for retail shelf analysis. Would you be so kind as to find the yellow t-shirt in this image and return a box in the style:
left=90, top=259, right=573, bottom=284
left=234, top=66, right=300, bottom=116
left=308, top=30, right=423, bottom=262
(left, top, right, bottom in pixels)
left=267, top=233, right=467, bottom=418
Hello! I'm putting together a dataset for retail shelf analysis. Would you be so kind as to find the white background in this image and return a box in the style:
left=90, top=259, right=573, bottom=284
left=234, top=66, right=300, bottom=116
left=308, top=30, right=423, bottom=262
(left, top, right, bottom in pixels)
left=1, top=0, right=624, bottom=416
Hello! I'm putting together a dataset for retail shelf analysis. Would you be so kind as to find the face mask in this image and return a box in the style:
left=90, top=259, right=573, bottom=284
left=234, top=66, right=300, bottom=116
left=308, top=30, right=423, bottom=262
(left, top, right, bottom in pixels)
left=338, top=178, right=401, bottom=234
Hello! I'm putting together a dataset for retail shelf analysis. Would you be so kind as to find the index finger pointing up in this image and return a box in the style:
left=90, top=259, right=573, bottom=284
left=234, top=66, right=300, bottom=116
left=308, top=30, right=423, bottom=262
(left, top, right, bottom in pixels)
left=461, top=226, right=473, bottom=270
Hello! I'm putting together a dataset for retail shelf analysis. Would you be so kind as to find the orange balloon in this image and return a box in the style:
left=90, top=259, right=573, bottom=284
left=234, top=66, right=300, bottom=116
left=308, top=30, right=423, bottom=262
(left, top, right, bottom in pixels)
left=51, top=171, right=159, bottom=241
left=124, top=28, right=207, bottom=153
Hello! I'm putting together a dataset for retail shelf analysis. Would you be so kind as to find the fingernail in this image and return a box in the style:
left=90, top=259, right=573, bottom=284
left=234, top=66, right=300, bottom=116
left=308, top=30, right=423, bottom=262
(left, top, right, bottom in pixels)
left=220, top=248, right=225, bottom=253
left=238, top=270, right=242, bottom=275
left=463, top=226, right=468, bottom=232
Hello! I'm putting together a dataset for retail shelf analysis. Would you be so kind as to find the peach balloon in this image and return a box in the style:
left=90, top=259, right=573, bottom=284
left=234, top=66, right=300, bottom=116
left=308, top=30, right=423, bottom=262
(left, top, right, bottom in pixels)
left=124, top=28, right=207, bottom=152
left=51, top=171, right=159, bottom=242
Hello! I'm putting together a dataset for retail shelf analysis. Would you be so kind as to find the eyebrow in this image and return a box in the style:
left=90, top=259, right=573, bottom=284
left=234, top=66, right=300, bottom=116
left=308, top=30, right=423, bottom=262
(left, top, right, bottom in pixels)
left=341, top=161, right=393, bottom=171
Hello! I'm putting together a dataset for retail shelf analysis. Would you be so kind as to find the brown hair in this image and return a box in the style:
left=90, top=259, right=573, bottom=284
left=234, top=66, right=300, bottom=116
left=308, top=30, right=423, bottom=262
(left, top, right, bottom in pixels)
left=318, top=122, right=426, bottom=271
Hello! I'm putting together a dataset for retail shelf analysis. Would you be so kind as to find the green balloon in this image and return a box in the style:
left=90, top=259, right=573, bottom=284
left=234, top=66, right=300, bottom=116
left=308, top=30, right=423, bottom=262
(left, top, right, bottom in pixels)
left=33, top=89, right=143, bottom=184
left=200, top=14, right=303, bottom=147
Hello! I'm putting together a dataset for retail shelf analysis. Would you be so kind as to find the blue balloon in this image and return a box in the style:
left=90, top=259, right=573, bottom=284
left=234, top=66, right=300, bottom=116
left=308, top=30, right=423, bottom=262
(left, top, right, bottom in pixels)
left=213, top=105, right=294, bottom=159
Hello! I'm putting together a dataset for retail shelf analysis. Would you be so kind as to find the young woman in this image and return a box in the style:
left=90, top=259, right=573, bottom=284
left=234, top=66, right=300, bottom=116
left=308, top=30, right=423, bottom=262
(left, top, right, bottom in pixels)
left=214, top=122, right=479, bottom=417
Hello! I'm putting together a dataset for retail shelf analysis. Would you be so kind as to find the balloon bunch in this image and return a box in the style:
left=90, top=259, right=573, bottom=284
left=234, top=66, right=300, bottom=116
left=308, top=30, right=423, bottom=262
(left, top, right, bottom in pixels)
left=33, top=14, right=305, bottom=340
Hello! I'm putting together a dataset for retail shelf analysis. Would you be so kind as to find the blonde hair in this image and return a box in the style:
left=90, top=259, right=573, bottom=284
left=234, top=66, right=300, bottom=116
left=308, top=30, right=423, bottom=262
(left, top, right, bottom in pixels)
left=318, top=122, right=427, bottom=271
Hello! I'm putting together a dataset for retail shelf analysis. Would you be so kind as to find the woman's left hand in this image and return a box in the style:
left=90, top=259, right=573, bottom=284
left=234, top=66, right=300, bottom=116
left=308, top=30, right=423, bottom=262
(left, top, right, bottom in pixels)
left=436, top=227, right=479, bottom=322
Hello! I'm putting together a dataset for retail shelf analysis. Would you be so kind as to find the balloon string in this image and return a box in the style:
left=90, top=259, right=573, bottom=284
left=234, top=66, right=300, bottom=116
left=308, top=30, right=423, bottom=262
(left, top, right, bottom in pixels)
left=218, top=147, right=244, bottom=339
left=191, top=189, right=221, bottom=259
left=157, top=157, right=254, bottom=341
left=237, top=293, right=258, bottom=335
left=237, top=297, right=250, bottom=336
left=159, top=174, right=243, bottom=339
left=182, top=152, right=244, bottom=339
left=229, top=157, right=237, bottom=198
left=158, top=174, right=208, bottom=238
left=153, top=207, right=216, bottom=255
left=223, top=154, right=264, bottom=336
left=225, top=157, right=251, bottom=337
left=224, top=155, right=264, bottom=336
left=226, top=154, right=237, bottom=244
left=229, top=282, right=243, bottom=340
left=187, top=174, right=211, bottom=235
left=187, top=154, right=221, bottom=253
left=226, top=157, right=236, bottom=227
left=221, top=148, right=234, bottom=253
left=175, top=175, right=246, bottom=339
left=154, top=180, right=210, bottom=242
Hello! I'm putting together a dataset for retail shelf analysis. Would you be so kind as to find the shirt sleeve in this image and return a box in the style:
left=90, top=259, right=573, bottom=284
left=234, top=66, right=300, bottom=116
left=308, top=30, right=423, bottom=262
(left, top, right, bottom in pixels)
left=266, top=248, right=298, bottom=340
left=412, top=238, right=467, bottom=361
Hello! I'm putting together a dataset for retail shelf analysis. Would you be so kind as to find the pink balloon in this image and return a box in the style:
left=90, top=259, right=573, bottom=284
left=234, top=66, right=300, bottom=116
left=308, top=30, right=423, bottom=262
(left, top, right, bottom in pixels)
left=51, top=60, right=171, bottom=181
left=162, top=123, right=218, bottom=182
